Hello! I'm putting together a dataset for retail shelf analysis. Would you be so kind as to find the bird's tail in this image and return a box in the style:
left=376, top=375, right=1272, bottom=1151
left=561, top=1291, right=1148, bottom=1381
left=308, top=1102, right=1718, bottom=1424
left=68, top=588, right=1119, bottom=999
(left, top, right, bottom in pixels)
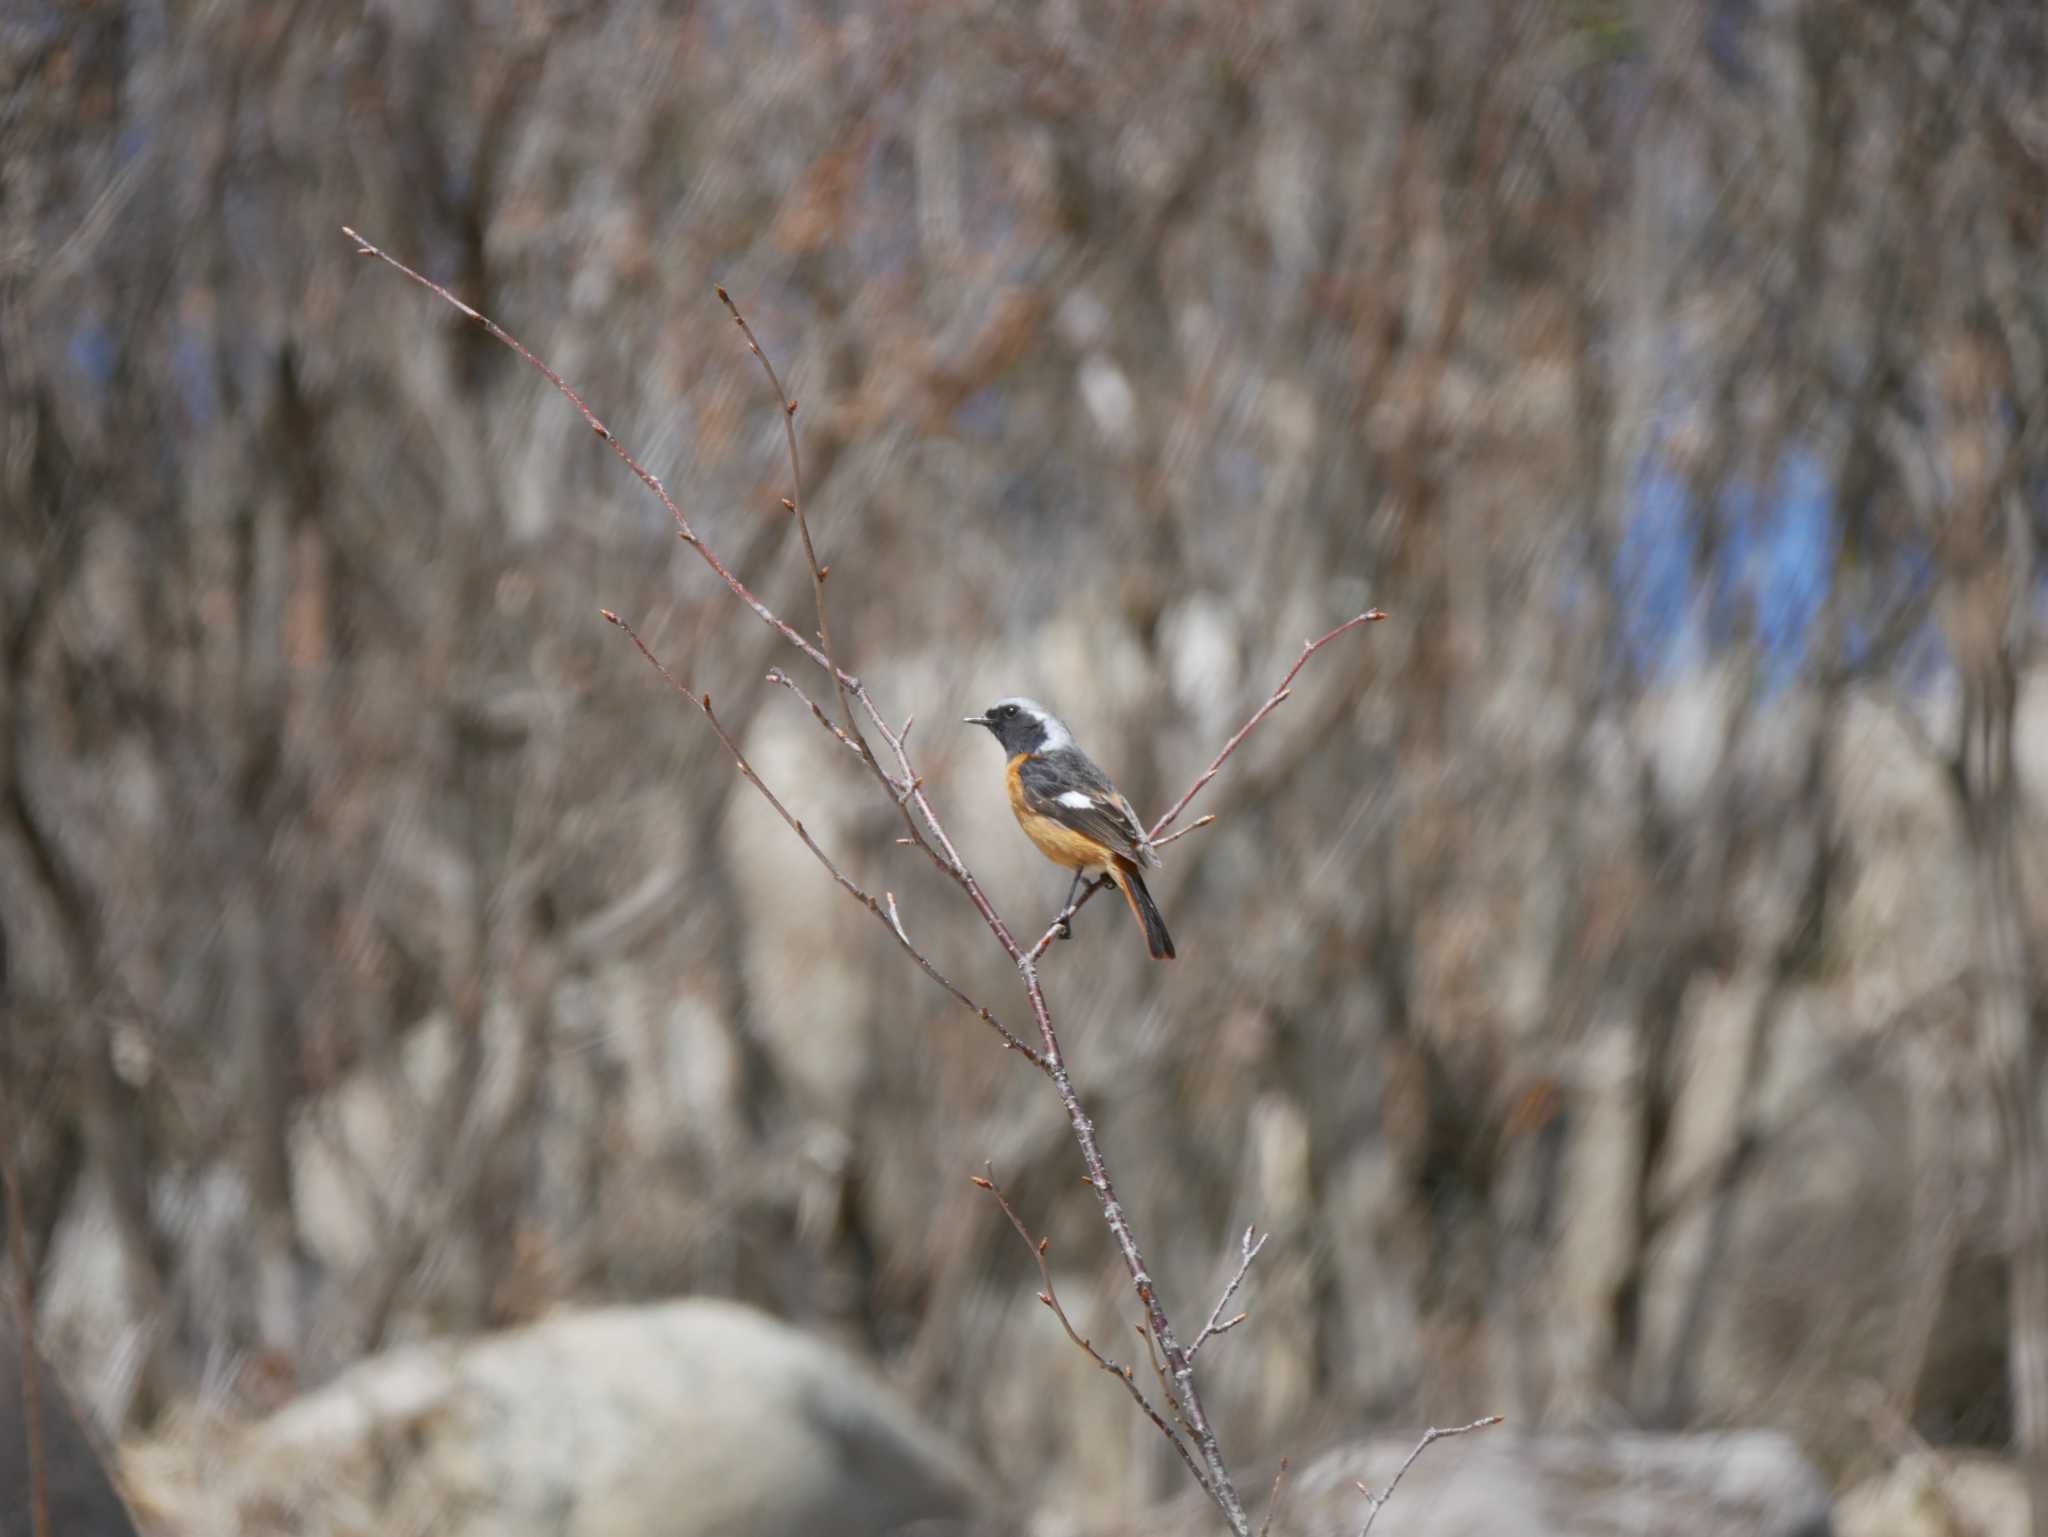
left=1111, top=860, right=1176, bottom=960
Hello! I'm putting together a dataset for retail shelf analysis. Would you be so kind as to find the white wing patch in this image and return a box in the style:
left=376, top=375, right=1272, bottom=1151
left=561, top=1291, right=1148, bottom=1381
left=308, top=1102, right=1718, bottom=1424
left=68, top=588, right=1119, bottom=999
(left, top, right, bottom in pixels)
left=1057, top=790, right=1098, bottom=811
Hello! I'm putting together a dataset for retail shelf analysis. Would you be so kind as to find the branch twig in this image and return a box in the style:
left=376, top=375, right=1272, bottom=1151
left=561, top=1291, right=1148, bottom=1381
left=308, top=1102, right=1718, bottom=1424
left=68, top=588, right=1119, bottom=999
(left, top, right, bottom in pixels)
left=716, top=286, right=861, bottom=749
left=1153, top=813, right=1217, bottom=851
left=765, top=668, right=864, bottom=760
left=1025, top=611, right=1386, bottom=964
left=1188, top=1225, right=1268, bottom=1363
left=1257, top=1458, right=1291, bottom=1537
left=600, top=610, right=1047, bottom=1072
left=1154, top=610, right=1387, bottom=839
left=1356, top=1417, right=1504, bottom=1535
left=972, top=1169, right=1210, bottom=1497
left=1136, top=1318, right=1199, bottom=1441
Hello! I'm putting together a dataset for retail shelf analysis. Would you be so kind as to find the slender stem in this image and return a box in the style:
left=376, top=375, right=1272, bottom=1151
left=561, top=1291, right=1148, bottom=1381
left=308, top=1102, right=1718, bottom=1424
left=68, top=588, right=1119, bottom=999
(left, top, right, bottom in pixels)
left=1151, top=610, right=1387, bottom=839
left=1188, top=1225, right=1268, bottom=1363
left=716, top=287, right=862, bottom=748
left=602, top=611, right=1047, bottom=1072
left=974, top=1169, right=1209, bottom=1494
left=1016, top=955, right=1247, bottom=1530
left=1356, top=1417, right=1504, bottom=1535
left=1025, top=612, right=1386, bottom=964
left=1257, top=1458, right=1291, bottom=1537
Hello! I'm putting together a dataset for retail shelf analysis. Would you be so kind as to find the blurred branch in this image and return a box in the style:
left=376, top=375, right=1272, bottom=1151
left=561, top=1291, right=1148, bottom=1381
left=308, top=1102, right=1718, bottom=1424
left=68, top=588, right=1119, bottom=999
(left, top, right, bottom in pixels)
left=1257, top=1458, right=1290, bottom=1537
left=0, top=1102, right=51, bottom=1537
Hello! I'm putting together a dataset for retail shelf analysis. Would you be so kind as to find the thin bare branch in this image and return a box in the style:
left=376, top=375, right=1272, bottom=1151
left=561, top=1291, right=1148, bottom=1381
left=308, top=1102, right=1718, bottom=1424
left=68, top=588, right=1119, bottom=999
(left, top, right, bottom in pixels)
left=1188, top=1225, right=1268, bottom=1363
left=1136, top=1317, right=1198, bottom=1440
left=1153, top=813, right=1217, bottom=850
left=1257, top=1458, right=1291, bottom=1537
left=1356, top=1417, right=1504, bottom=1535
left=716, top=285, right=862, bottom=750
left=600, top=610, right=1047, bottom=1073
left=1009, top=950, right=1246, bottom=1530
left=1153, top=610, right=1387, bottom=839
left=765, top=668, right=865, bottom=760
left=1024, top=611, right=1385, bottom=964
left=344, top=225, right=983, bottom=936
left=973, top=1168, right=1210, bottom=1498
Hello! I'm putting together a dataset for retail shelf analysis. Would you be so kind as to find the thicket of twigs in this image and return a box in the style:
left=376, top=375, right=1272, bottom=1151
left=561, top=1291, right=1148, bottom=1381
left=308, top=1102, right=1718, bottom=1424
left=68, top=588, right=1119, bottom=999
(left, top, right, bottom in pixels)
left=5, top=1, right=2048, bottom=1531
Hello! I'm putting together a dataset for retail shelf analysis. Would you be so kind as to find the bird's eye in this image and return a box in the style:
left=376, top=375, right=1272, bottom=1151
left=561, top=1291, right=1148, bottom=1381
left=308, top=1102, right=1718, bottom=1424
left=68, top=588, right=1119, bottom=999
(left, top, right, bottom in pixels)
left=999, top=705, right=1015, bottom=718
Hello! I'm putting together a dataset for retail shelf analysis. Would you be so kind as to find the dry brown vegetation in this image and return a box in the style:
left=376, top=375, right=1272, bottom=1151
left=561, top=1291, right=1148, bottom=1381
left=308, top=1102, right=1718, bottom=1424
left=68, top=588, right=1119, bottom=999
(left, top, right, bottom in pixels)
left=4, top=0, right=2048, bottom=1531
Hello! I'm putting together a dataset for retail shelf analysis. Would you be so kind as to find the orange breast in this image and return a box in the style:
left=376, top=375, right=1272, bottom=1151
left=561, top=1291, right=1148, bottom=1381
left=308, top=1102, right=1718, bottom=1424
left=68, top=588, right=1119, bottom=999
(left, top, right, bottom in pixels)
left=1007, top=754, right=1111, bottom=871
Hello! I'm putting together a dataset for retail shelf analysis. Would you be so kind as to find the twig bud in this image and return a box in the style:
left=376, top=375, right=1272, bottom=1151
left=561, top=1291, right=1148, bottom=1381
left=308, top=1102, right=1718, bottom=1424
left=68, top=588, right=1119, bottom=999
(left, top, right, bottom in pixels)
left=1037, top=1237, right=1049, bottom=1256
left=1037, top=1292, right=1052, bottom=1307
left=970, top=1176, right=993, bottom=1189
left=714, top=285, right=731, bottom=304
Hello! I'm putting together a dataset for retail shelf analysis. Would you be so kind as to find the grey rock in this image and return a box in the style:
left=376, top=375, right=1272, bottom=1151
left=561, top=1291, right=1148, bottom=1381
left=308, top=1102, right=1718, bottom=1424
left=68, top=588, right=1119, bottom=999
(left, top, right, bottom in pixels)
left=127, top=1299, right=999, bottom=1537
left=1112, top=1429, right=1830, bottom=1537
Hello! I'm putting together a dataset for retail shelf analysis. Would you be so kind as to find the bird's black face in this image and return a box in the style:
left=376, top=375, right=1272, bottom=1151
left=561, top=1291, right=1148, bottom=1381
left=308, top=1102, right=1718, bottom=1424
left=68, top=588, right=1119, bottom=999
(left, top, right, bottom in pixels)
left=965, top=699, right=1048, bottom=756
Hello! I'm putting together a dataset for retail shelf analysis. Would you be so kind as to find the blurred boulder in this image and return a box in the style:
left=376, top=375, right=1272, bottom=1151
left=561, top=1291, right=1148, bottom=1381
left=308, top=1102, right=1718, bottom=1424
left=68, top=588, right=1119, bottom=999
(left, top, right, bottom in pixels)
left=1112, top=1430, right=1830, bottom=1537
left=125, top=1299, right=999, bottom=1537
left=0, top=1317, right=140, bottom=1537
left=1834, top=1452, right=2026, bottom=1537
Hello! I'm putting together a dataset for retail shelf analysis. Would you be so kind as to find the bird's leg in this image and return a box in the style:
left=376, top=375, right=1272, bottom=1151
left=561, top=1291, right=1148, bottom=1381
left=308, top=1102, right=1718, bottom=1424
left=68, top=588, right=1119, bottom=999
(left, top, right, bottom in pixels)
left=1055, top=869, right=1087, bottom=939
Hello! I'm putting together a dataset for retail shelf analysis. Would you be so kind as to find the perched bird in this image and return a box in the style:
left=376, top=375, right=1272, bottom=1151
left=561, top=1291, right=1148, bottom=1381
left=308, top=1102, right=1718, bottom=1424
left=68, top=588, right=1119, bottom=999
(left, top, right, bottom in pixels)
left=964, top=697, right=1175, bottom=959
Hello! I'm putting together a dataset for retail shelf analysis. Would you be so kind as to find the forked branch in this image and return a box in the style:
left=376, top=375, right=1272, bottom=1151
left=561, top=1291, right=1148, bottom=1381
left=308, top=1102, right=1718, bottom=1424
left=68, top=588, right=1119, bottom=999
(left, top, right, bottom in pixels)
left=600, top=610, right=1046, bottom=1071
left=1189, top=1225, right=1268, bottom=1363
left=973, top=1169, right=1212, bottom=1497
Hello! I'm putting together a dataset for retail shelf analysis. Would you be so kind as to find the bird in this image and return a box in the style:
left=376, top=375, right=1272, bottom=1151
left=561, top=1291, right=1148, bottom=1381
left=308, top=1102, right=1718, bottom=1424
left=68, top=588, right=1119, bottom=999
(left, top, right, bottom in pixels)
left=963, top=697, right=1175, bottom=959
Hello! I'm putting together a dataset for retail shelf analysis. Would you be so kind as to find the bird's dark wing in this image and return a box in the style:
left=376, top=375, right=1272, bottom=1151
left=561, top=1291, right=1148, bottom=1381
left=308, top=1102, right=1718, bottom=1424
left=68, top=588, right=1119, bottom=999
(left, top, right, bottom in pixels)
left=1017, top=749, right=1156, bottom=867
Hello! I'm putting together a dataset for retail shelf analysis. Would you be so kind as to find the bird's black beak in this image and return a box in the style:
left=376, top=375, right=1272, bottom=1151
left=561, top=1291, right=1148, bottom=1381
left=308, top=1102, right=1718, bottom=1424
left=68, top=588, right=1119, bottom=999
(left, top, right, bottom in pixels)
left=963, top=713, right=991, bottom=730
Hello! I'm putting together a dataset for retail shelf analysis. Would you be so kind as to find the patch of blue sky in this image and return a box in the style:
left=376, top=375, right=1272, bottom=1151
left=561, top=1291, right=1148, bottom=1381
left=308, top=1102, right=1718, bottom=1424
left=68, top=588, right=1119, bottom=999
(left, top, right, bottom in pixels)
left=1619, top=446, right=1833, bottom=689
left=1616, top=463, right=1705, bottom=679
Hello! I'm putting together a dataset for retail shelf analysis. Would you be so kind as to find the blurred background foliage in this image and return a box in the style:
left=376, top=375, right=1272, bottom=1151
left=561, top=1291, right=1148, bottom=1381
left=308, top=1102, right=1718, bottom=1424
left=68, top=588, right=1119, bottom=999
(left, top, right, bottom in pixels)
left=4, top=0, right=2048, bottom=1529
